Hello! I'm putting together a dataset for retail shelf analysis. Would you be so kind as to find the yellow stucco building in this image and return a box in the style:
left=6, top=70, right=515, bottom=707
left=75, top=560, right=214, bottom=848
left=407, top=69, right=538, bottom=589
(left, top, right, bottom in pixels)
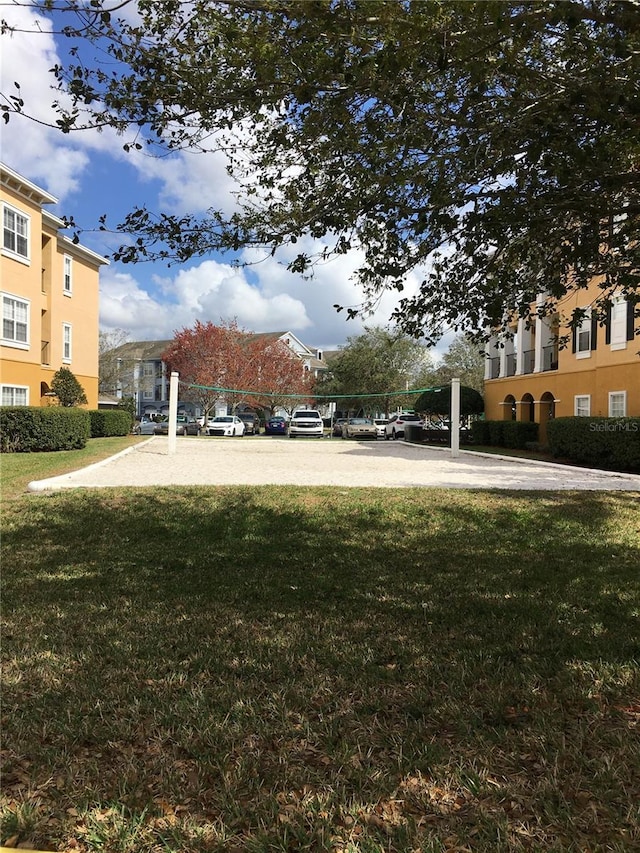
left=1, top=163, right=108, bottom=409
left=484, top=282, right=639, bottom=443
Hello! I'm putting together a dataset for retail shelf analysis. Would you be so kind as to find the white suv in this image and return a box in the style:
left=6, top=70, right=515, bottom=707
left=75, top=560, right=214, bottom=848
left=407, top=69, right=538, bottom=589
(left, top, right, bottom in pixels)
left=384, top=412, right=423, bottom=440
left=289, top=409, right=324, bottom=438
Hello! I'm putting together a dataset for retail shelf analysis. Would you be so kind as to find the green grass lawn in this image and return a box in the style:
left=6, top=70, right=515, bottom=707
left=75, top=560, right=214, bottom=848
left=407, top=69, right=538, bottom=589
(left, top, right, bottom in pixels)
left=1, top=443, right=639, bottom=852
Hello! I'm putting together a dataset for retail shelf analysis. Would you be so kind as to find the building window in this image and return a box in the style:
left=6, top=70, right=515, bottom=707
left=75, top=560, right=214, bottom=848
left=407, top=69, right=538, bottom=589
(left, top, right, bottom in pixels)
left=609, top=392, right=626, bottom=418
left=576, top=310, right=591, bottom=356
left=2, top=204, right=29, bottom=260
left=1, top=385, right=28, bottom=406
left=142, top=362, right=154, bottom=377
left=2, top=293, right=29, bottom=348
left=609, top=297, right=627, bottom=350
left=574, top=395, right=591, bottom=417
left=572, top=308, right=598, bottom=359
left=63, top=255, right=73, bottom=295
left=62, top=323, right=72, bottom=362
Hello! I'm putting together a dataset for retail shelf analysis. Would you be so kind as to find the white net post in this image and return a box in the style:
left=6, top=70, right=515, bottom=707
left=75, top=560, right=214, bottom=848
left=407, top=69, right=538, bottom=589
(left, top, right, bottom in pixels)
left=451, top=378, right=460, bottom=458
left=168, top=372, right=179, bottom=454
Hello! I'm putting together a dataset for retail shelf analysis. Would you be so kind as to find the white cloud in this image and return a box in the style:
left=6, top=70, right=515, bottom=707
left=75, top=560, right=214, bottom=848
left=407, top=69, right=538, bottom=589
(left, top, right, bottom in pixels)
left=0, top=5, right=90, bottom=196
left=98, top=233, right=441, bottom=352
left=99, top=259, right=313, bottom=342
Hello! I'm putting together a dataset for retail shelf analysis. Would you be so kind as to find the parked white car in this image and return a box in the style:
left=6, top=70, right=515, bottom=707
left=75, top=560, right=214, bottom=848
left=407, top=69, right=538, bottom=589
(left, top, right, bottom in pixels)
left=205, top=415, right=245, bottom=436
left=373, top=418, right=389, bottom=438
left=384, top=412, right=423, bottom=440
left=289, top=409, right=324, bottom=438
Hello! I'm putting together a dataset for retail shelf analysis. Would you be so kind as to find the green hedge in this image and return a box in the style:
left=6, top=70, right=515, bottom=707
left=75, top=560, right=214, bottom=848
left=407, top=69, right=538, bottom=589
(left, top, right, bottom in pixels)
left=89, top=409, right=133, bottom=437
left=502, top=420, right=539, bottom=448
left=547, top=417, right=640, bottom=473
left=0, top=406, right=90, bottom=452
left=471, top=420, right=539, bottom=449
left=470, top=420, right=491, bottom=445
left=488, top=420, right=505, bottom=446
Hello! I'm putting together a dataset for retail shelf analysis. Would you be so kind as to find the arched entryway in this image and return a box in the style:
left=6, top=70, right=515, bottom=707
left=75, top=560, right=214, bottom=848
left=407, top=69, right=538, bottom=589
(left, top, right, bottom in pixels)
left=520, top=393, right=535, bottom=423
left=503, top=395, right=516, bottom=421
left=538, top=391, right=556, bottom=444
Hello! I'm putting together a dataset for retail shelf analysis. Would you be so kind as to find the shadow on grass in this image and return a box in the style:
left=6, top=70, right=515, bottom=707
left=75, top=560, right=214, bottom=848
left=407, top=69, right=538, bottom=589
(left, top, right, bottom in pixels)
left=2, top=487, right=639, bottom=851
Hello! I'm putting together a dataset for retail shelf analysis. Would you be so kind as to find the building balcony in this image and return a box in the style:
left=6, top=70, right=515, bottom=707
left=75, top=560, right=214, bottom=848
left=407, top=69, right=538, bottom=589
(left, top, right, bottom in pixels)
left=522, top=349, right=535, bottom=374
left=489, top=357, right=500, bottom=379
left=542, top=344, right=559, bottom=371
left=41, top=340, right=50, bottom=365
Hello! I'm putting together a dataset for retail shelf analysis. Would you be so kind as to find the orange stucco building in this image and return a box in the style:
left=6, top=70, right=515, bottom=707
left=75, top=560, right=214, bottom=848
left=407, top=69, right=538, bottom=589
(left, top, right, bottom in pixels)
left=1, top=163, right=108, bottom=409
left=484, top=282, right=639, bottom=443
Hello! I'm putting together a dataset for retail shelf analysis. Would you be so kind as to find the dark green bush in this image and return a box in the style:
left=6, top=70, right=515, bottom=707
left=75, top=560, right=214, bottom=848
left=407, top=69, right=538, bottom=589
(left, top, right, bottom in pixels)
left=547, top=417, right=640, bottom=473
left=415, top=385, right=484, bottom=417
left=0, top=406, right=90, bottom=452
left=487, top=420, right=505, bottom=446
left=501, top=420, right=539, bottom=449
left=470, top=420, right=491, bottom=445
left=89, top=409, right=133, bottom=437
left=471, top=420, right=538, bottom=449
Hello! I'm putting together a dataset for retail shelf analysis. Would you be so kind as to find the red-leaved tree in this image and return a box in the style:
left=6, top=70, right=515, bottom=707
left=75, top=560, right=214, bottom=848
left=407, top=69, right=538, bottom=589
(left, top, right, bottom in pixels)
left=162, top=319, right=252, bottom=420
left=250, top=339, right=317, bottom=416
left=162, top=322, right=317, bottom=419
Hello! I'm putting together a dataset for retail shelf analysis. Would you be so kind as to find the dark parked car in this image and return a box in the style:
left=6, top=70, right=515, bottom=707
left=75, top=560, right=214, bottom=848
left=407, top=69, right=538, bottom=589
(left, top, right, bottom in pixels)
left=155, top=415, right=201, bottom=436
left=238, top=411, right=260, bottom=435
left=265, top=416, right=288, bottom=436
left=332, top=418, right=348, bottom=437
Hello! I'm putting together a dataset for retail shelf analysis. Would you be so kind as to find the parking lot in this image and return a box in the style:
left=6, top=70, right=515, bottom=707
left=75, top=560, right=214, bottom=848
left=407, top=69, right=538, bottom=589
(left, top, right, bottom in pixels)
left=28, top=434, right=640, bottom=491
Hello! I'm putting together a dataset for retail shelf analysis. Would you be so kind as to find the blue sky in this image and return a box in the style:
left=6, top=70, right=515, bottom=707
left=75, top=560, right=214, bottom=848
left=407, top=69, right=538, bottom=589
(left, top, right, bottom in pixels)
left=1, top=2, right=451, bottom=355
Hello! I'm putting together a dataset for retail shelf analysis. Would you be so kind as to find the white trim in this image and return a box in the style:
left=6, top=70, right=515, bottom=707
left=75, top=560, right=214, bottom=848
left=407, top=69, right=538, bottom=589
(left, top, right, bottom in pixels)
left=2, top=201, right=30, bottom=263
left=62, top=322, right=72, bottom=363
left=574, top=395, right=591, bottom=417
left=1, top=383, right=29, bottom=406
left=610, top=296, right=627, bottom=351
left=608, top=391, right=627, bottom=418
left=575, top=309, right=591, bottom=357
left=63, top=254, right=73, bottom=295
left=1, top=163, right=57, bottom=205
left=1, top=291, right=30, bottom=349
left=57, top=232, right=109, bottom=267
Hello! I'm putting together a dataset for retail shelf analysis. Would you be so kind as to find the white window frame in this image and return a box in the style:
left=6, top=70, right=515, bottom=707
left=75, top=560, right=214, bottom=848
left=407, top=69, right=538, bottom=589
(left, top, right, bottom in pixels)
left=2, top=203, right=30, bottom=263
left=610, top=296, right=627, bottom=351
left=63, top=254, right=73, bottom=296
left=2, top=292, right=30, bottom=349
left=576, top=309, right=591, bottom=359
left=62, top=323, right=72, bottom=363
left=574, top=395, right=591, bottom=417
left=1, top=384, right=29, bottom=406
left=142, top=389, right=154, bottom=400
left=608, top=391, right=627, bottom=418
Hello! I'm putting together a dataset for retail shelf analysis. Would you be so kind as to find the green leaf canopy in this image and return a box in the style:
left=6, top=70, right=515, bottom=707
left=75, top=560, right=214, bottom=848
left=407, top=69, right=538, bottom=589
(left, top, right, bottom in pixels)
left=8, top=0, right=639, bottom=340
left=415, top=385, right=484, bottom=417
